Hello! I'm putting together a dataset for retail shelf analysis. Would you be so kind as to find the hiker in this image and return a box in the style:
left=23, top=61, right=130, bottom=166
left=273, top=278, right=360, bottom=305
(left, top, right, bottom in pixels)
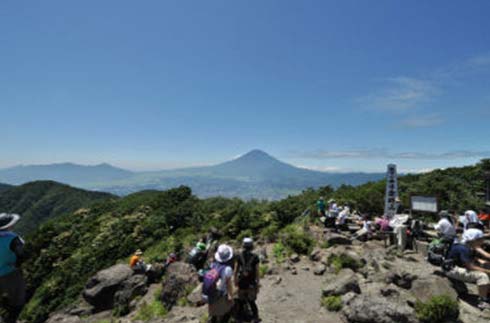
left=234, top=238, right=261, bottom=323
left=352, top=214, right=373, bottom=241
left=434, top=210, right=457, bottom=243
left=479, top=206, right=490, bottom=230
left=328, top=199, right=339, bottom=217
left=444, top=230, right=490, bottom=310
left=0, top=213, right=26, bottom=323
left=316, top=197, right=326, bottom=217
left=460, top=210, right=482, bottom=231
left=129, top=249, right=152, bottom=273
left=203, top=244, right=235, bottom=323
left=335, top=206, right=350, bottom=231
left=188, top=241, right=208, bottom=270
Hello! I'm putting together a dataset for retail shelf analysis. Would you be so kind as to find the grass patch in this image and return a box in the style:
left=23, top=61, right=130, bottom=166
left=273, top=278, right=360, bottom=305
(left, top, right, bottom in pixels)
left=327, top=253, right=363, bottom=273
left=415, top=295, right=459, bottom=323
left=273, top=242, right=286, bottom=263
left=321, top=295, right=342, bottom=312
left=134, top=300, right=168, bottom=322
left=320, top=241, right=330, bottom=249
left=259, top=264, right=269, bottom=278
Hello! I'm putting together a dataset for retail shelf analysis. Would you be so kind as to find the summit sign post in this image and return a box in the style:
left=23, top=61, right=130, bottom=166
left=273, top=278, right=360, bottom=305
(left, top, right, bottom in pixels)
left=384, top=164, right=398, bottom=218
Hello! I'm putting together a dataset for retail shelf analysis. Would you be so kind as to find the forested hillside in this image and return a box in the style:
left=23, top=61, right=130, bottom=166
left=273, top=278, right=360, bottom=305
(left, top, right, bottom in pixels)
left=0, top=181, right=115, bottom=235
left=15, top=159, right=490, bottom=322
left=0, top=183, right=12, bottom=193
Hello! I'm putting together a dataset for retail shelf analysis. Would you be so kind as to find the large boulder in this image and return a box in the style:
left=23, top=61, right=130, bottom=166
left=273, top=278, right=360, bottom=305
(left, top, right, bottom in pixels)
left=113, top=274, right=149, bottom=315
left=160, top=262, right=199, bottom=309
left=410, top=276, right=458, bottom=303
left=322, top=269, right=360, bottom=296
left=83, top=264, right=134, bottom=311
left=342, top=293, right=417, bottom=323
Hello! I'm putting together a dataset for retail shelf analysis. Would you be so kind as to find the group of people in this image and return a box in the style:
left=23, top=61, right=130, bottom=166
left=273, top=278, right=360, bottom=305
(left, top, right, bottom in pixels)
left=130, top=236, right=261, bottom=323
left=0, top=213, right=25, bottom=323
left=202, top=238, right=261, bottom=323
left=433, top=209, right=490, bottom=310
left=317, top=197, right=351, bottom=231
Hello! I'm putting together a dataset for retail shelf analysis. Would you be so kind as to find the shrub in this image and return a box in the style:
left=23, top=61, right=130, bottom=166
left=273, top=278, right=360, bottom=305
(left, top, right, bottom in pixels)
left=134, top=300, right=168, bottom=322
left=415, top=295, right=459, bottom=323
left=261, top=223, right=279, bottom=242
left=327, top=254, right=363, bottom=273
left=273, top=242, right=286, bottom=263
left=279, top=224, right=314, bottom=255
left=321, top=296, right=342, bottom=312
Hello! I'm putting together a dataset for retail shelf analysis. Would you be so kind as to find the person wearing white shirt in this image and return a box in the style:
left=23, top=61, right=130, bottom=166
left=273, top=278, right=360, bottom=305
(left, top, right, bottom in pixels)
left=434, top=211, right=456, bottom=241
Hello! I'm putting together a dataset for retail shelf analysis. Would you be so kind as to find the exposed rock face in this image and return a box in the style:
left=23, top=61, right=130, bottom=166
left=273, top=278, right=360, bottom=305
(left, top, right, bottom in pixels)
left=342, top=293, right=418, bottom=323
left=160, top=262, right=199, bottom=309
left=186, top=284, right=205, bottom=306
left=113, top=274, right=149, bottom=314
left=325, top=233, right=352, bottom=246
left=46, top=314, right=83, bottom=323
left=322, top=269, right=360, bottom=296
left=410, top=276, right=458, bottom=303
left=82, top=264, right=134, bottom=311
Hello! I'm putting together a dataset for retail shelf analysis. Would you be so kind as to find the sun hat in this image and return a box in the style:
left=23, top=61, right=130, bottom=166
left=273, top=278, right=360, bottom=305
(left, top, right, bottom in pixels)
left=135, top=249, right=143, bottom=256
left=0, top=213, right=20, bottom=230
left=462, top=228, right=484, bottom=244
left=196, top=242, right=206, bottom=251
left=328, top=199, right=336, bottom=203
left=215, top=244, right=234, bottom=263
left=243, top=237, right=254, bottom=249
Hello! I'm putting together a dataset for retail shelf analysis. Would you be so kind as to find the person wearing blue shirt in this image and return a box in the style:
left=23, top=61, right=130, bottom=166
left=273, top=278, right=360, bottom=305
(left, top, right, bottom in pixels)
left=0, top=213, right=25, bottom=323
left=445, top=232, right=490, bottom=310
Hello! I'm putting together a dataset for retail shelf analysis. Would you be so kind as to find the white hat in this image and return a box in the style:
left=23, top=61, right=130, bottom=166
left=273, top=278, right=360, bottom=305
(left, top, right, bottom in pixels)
left=243, top=237, right=254, bottom=248
left=462, top=228, right=484, bottom=244
left=0, top=213, right=20, bottom=230
left=215, top=244, right=234, bottom=263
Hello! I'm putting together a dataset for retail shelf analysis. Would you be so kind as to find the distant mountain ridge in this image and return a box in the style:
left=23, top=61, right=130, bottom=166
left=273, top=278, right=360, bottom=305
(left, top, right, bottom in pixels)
left=0, top=150, right=385, bottom=199
left=0, top=162, right=133, bottom=186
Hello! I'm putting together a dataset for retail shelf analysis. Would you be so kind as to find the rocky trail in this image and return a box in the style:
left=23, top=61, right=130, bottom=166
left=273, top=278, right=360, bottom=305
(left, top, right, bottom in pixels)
left=45, top=225, right=490, bottom=323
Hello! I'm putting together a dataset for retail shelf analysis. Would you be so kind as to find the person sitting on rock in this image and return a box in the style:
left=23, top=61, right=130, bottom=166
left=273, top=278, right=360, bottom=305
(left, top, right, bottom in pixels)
left=434, top=210, right=457, bottom=243
left=203, top=244, right=235, bottom=323
left=234, top=237, right=261, bottom=323
left=335, top=206, right=350, bottom=231
left=129, top=249, right=152, bottom=273
left=0, top=213, right=26, bottom=323
left=444, top=230, right=490, bottom=310
left=352, top=214, right=373, bottom=241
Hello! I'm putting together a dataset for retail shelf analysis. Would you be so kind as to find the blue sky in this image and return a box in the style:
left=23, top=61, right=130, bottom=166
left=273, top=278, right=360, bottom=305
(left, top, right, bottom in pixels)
left=1, top=0, right=489, bottom=172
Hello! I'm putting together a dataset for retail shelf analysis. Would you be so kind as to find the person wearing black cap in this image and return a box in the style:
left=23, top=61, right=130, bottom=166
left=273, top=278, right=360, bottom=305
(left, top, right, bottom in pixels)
left=0, top=213, right=26, bottom=323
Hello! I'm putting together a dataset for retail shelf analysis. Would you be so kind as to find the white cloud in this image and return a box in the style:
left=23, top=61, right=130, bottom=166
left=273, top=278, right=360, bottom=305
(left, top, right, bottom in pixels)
left=294, top=149, right=490, bottom=160
left=360, top=77, right=437, bottom=112
left=401, top=114, right=444, bottom=128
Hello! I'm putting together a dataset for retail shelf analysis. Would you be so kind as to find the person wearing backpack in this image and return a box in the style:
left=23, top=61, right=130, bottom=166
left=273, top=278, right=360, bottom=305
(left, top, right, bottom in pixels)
left=0, top=213, right=26, bottom=323
left=234, top=237, right=261, bottom=323
left=202, top=244, right=234, bottom=323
